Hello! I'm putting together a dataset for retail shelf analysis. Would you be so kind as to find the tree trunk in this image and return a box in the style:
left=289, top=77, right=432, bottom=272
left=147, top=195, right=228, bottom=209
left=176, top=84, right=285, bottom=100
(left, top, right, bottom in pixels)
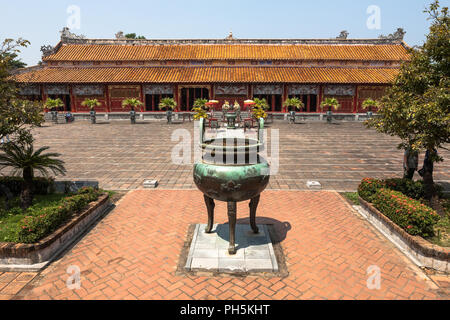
left=0, top=184, right=14, bottom=210
left=20, top=167, right=34, bottom=209
left=422, top=160, right=445, bottom=216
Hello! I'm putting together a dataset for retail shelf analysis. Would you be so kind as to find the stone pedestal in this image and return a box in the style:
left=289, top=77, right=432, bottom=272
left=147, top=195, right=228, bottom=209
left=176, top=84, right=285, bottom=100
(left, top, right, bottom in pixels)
left=184, top=224, right=278, bottom=274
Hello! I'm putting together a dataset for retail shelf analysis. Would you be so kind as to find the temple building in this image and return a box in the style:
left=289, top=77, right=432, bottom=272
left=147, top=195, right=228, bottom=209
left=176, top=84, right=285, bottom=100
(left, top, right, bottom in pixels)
left=13, top=29, right=410, bottom=114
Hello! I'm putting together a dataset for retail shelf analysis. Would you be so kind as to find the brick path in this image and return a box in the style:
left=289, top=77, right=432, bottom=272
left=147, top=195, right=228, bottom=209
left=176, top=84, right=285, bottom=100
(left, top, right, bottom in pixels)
left=2, top=190, right=447, bottom=300
left=28, top=121, right=450, bottom=191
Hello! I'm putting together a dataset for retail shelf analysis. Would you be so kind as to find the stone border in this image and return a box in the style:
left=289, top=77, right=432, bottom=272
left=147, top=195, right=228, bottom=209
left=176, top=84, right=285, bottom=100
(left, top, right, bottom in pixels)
left=358, top=196, right=449, bottom=272
left=0, top=194, right=111, bottom=272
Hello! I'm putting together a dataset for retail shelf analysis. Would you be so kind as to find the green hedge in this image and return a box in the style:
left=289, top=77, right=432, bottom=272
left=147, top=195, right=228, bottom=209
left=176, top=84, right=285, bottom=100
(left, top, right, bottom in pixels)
left=358, top=177, right=442, bottom=202
left=384, top=178, right=442, bottom=200
left=17, top=187, right=100, bottom=243
left=357, top=178, right=386, bottom=202
left=371, top=188, right=439, bottom=237
left=0, top=177, right=53, bottom=196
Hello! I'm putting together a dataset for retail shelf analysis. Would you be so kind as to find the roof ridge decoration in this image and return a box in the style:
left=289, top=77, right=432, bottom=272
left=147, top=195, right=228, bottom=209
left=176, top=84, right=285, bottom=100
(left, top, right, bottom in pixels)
left=378, top=28, right=406, bottom=41
left=336, top=31, right=349, bottom=40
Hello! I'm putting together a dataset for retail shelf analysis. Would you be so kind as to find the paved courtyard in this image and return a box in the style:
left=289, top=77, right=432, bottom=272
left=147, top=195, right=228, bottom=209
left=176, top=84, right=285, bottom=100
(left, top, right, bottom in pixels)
left=0, top=190, right=447, bottom=300
left=0, top=119, right=448, bottom=300
left=28, top=120, right=450, bottom=191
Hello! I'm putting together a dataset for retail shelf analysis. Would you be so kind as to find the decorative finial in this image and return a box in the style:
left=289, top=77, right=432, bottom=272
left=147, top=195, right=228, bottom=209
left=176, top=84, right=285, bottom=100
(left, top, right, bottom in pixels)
left=115, top=31, right=125, bottom=39
left=60, top=27, right=85, bottom=41
left=379, top=28, right=406, bottom=41
left=336, top=30, right=349, bottom=40
left=226, top=31, right=235, bottom=40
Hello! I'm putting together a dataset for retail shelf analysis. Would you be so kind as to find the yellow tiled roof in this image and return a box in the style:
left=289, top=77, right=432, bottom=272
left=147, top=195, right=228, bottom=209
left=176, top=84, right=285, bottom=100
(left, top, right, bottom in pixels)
left=43, top=44, right=410, bottom=62
left=13, top=66, right=399, bottom=84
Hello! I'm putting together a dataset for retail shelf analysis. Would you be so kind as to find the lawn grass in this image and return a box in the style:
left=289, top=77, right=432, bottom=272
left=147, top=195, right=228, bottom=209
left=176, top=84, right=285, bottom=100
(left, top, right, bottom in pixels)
left=0, top=193, right=75, bottom=242
left=341, top=192, right=360, bottom=205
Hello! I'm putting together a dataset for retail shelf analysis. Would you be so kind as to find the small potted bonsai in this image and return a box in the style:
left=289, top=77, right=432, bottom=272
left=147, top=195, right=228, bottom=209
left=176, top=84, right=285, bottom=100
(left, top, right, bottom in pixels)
left=251, top=98, right=269, bottom=120
left=361, top=98, right=378, bottom=119
left=320, top=97, right=341, bottom=123
left=81, top=98, right=102, bottom=124
left=283, top=97, right=305, bottom=124
left=122, top=98, right=143, bottom=124
left=45, top=98, right=64, bottom=123
left=158, top=97, right=177, bottom=124
left=192, top=98, right=209, bottom=120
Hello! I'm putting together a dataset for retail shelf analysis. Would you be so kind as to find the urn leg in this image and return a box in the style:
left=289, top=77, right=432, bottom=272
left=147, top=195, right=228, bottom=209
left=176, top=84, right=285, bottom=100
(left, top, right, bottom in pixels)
left=249, top=195, right=260, bottom=234
left=204, top=195, right=215, bottom=233
left=227, top=201, right=237, bottom=255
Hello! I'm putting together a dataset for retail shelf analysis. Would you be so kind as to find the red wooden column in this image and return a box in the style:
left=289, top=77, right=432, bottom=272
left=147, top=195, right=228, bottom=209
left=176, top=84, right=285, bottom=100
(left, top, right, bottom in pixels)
left=140, top=84, right=145, bottom=112
left=41, top=85, right=48, bottom=112
left=353, top=85, right=358, bottom=113
left=174, top=84, right=180, bottom=112
left=283, top=84, right=288, bottom=112
left=318, top=85, right=323, bottom=113
left=105, top=85, right=111, bottom=113
left=70, top=85, right=77, bottom=113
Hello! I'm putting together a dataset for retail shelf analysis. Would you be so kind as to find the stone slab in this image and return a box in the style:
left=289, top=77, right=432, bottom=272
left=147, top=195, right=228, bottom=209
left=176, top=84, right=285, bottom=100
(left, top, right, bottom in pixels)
left=185, top=224, right=278, bottom=273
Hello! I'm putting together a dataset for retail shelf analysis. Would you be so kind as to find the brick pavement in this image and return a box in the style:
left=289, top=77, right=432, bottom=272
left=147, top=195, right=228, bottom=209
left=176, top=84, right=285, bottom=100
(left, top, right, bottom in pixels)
left=1, top=190, right=447, bottom=300
left=27, top=120, right=450, bottom=191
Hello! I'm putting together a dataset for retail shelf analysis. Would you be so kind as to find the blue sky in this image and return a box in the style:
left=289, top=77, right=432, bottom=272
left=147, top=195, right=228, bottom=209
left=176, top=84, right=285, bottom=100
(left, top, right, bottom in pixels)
left=1, top=0, right=447, bottom=66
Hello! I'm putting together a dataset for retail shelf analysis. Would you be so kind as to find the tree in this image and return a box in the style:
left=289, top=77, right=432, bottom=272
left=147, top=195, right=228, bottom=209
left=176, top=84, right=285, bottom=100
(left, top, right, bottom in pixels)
left=0, top=38, right=44, bottom=144
left=0, top=141, right=66, bottom=209
left=366, top=0, right=450, bottom=205
left=125, top=33, right=146, bottom=40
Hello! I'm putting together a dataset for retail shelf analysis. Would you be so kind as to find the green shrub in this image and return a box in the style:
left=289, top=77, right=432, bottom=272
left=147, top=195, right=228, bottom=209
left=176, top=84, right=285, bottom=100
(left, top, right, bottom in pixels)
left=371, top=188, right=439, bottom=237
left=0, top=177, right=53, bottom=196
left=357, top=178, right=385, bottom=202
left=384, top=178, right=443, bottom=200
left=16, top=188, right=100, bottom=243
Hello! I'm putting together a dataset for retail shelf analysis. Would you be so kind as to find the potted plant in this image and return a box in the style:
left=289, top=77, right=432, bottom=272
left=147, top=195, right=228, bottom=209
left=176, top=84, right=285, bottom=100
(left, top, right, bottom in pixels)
left=251, top=98, right=269, bottom=120
left=158, top=97, right=177, bottom=124
left=44, top=98, right=64, bottom=123
left=320, top=97, right=341, bottom=123
left=283, top=97, right=305, bottom=124
left=81, top=98, right=102, bottom=124
left=192, top=98, right=209, bottom=120
left=122, top=98, right=143, bottom=124
left=362, top=98, right=378, bottom=119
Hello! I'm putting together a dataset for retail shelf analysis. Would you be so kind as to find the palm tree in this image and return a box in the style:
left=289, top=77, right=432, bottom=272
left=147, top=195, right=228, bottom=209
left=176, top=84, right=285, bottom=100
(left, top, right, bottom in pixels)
left=122, top=98, right=143, bottom=124
left=81, top=98, right=102, bottom=124
left=122, top=98, right=143, bottom=111
left=0, top=141, right=66, bottom=209
left=45, top=98, right=64, bottom=111
left=320, top=98, right=341, bottom=123
left=283, top=97, right=305, bottom=111
left=45, top=98, right=65, bottom=123
left=81, top=98, right=101, bottom=111
left=158, top=98, right=177, bottom=124
left=362, top=98, right=379, bottom=118
left=284, top=97, right=305, bottom=124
